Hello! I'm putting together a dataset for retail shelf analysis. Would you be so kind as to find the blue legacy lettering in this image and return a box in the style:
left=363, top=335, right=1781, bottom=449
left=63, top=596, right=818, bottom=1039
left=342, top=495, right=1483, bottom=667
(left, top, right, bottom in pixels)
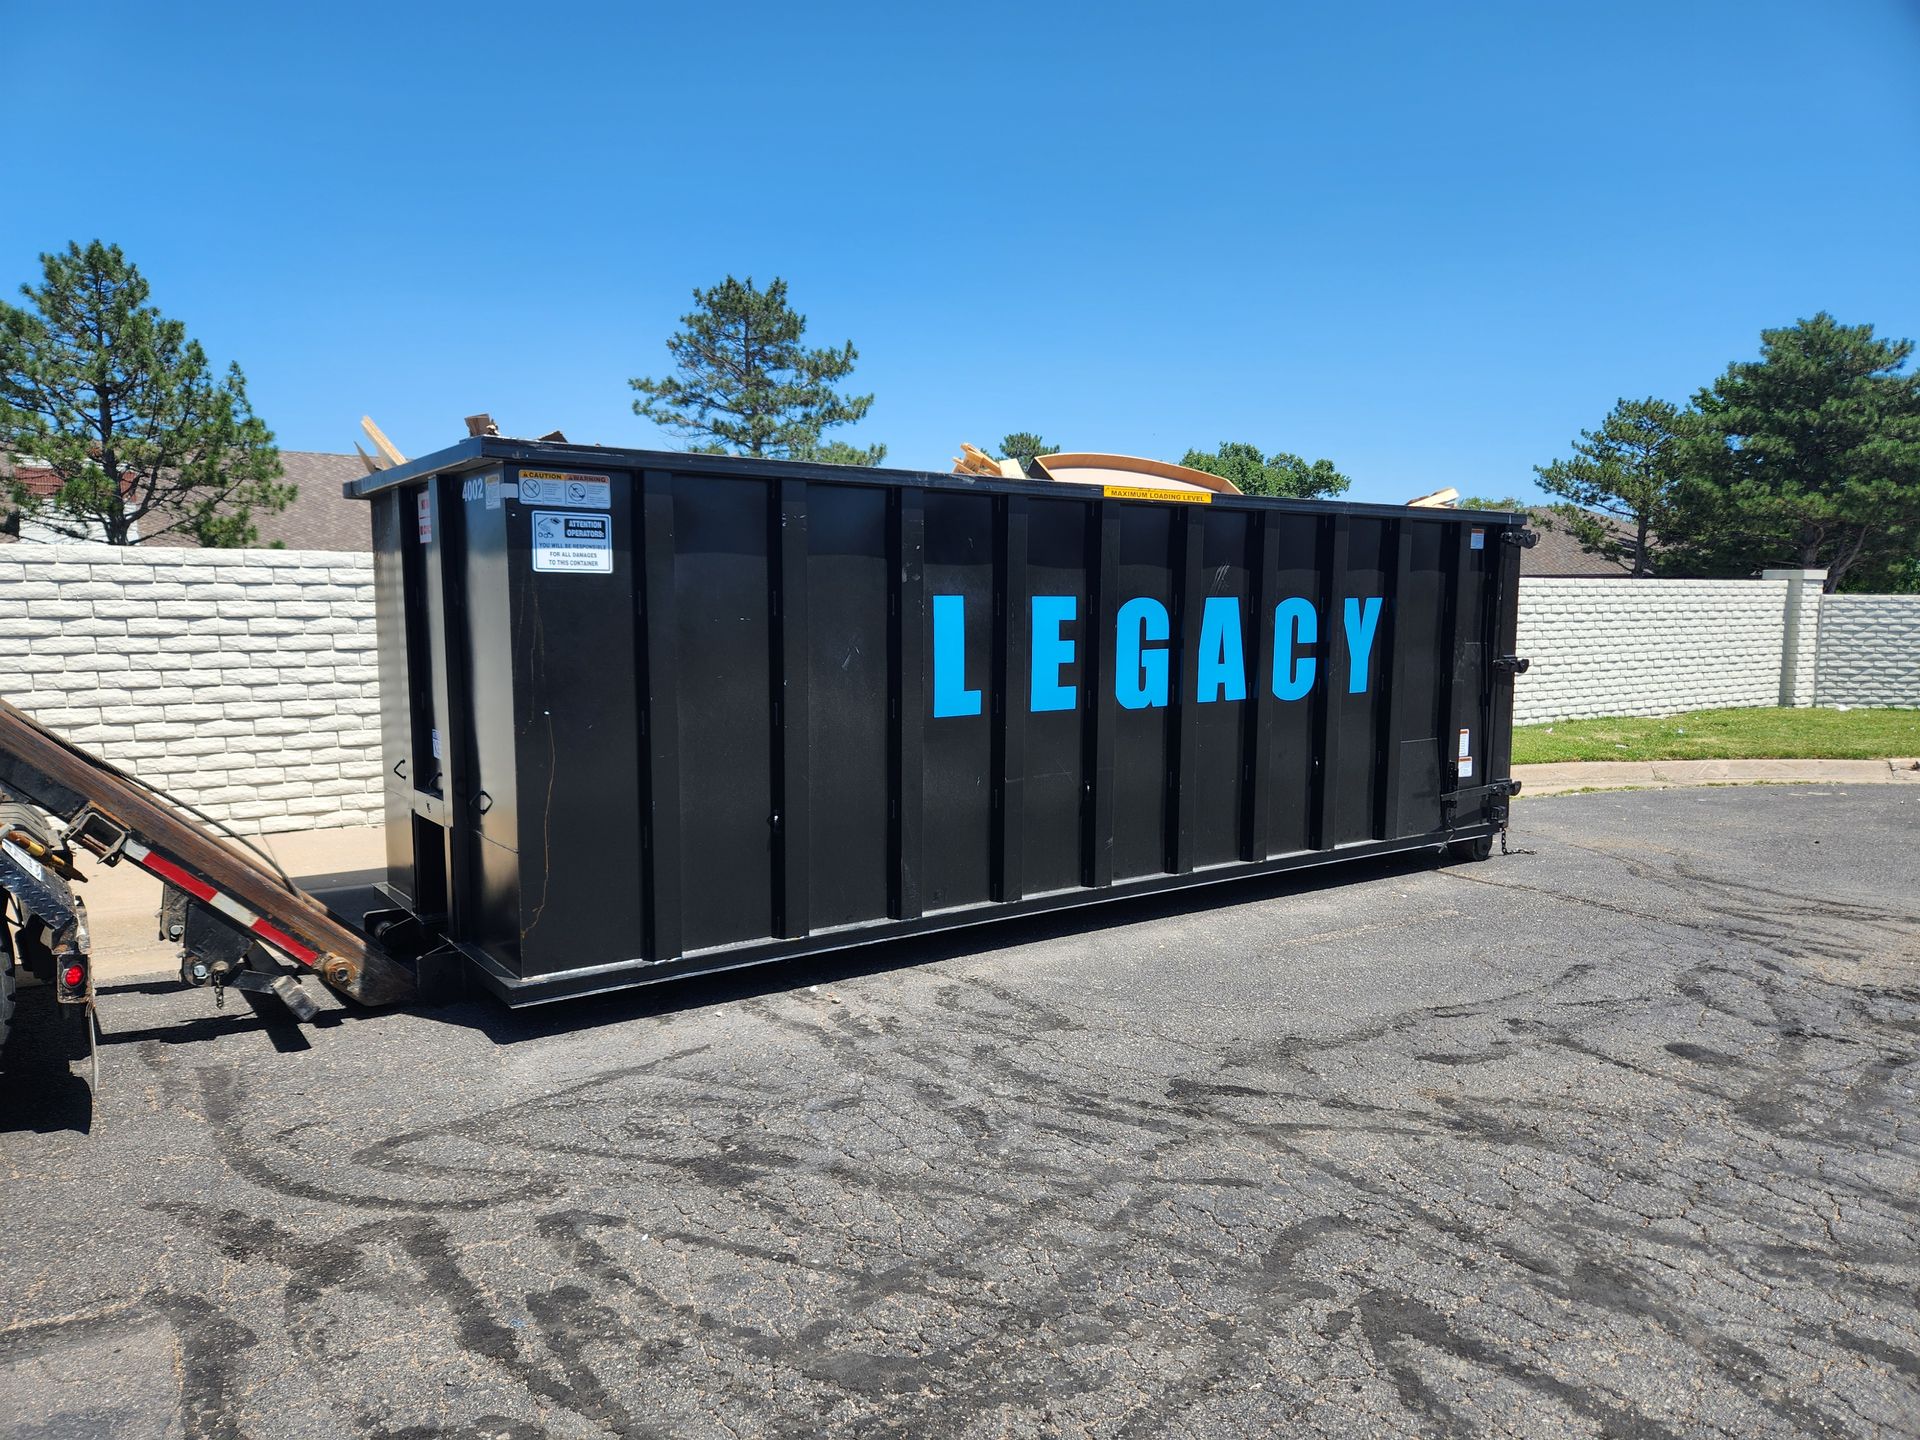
left=1116, top=597, right=1170, bottom=709
left=929, top=593, right=1385, bottom=716
left=1030, top=595, right=1078, bottom=712
left=1272, top=596, right=1317, bottom=701
left=1196, top=596, right=1246, bottom=703
left=932, top=593, right=981, bottom=717
left=1343, top=596, right=1382, bottom=695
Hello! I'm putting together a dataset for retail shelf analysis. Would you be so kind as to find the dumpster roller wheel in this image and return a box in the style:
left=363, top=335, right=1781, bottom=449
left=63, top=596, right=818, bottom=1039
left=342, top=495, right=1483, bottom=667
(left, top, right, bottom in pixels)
left=1449, top=834, right=1495, bottom=863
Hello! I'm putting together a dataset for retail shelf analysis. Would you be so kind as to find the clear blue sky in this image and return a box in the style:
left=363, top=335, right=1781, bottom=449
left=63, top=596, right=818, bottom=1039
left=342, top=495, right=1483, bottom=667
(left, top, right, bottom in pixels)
left=7, top=1, right=1918, bottom=505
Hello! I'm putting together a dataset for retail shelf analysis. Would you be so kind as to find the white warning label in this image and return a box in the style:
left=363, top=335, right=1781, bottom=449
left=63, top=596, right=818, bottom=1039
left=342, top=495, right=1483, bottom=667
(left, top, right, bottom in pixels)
left=2, top=839, right=46, bottom=883
left=517, top=470, right=610, bottom=509
left=531, top=510, right=613, bottom=573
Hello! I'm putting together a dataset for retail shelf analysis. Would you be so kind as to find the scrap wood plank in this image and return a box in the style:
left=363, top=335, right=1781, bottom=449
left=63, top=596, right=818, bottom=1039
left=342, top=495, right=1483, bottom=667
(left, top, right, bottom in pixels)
left=361, top=416, right=407, bottom=469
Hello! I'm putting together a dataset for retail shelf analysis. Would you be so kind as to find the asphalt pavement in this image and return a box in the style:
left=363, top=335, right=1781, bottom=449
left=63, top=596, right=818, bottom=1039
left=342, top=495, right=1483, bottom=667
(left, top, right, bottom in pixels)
left=1, top=785, right=1916, bottom=1439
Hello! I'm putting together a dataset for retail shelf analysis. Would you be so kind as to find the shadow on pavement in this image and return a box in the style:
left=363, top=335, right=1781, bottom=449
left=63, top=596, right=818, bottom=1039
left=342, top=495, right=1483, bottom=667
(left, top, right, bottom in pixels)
left=0, top=982, right=94, bottom=1135
left=49, top=844, right=1474, bottom=1075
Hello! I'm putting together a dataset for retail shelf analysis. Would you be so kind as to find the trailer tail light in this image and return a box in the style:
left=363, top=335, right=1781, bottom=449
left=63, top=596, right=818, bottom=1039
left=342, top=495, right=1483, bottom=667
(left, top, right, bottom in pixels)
left=58, top=959, right=88, bottom=1001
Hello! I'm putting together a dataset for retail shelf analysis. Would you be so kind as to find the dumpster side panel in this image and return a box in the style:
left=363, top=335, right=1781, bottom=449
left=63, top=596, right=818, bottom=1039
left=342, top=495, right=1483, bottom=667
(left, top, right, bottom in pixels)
left=1388, top=519, right=1449, bottom=839
left=1264, top=514, right=1323, bottom=858
left=371, top=491, right=419, bottom=903
left=456, top=490, right=522, bottom=964
left=1018, top=500, right=1091, bottom=897
left=671, top=474, right=776, bottom=952
left=506, top=468, right=646, bottom=976
left=1110, top=504, right=1177, bottom=881
left=1329, top=517, right=1389, bottom=845
left=1452, top=531, right=1494, bottom=828
left=921, top=493, right=995, bottom=912
left=804, top=483, right=892, bottom=929
left=1188, top=508, right=1254, bottom=870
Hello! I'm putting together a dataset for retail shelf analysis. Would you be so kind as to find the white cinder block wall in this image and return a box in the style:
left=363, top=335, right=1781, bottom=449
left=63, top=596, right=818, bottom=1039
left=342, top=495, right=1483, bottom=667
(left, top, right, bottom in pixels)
left=1815, top=595, right=1920, bottom=708
left=1512, top=579, right=1791, bottom=724
left=4, top=547, right=1917, bottom=834
left=2, top=545, right=380, bottom=835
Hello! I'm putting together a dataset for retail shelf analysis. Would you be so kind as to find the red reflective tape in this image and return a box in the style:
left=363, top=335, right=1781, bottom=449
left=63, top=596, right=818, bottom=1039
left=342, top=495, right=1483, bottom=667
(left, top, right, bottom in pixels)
left=250, top=919, right=320, bottom=967
left=136, top=849, right=216, bottom=903
left=132, top=846, right=320, bottom=968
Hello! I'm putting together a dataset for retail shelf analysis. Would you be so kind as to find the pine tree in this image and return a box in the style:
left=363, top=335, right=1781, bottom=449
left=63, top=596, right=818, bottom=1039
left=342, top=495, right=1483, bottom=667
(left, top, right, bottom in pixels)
left=0, top=241, right=288, bottom=546
left=999, top=432, right=1058, bottom=478
left=1670, top=314, right=1920, bottom=591
left=630, top=277, right=878, bottom=460
left=1534, top=398, right=1686, bottom=577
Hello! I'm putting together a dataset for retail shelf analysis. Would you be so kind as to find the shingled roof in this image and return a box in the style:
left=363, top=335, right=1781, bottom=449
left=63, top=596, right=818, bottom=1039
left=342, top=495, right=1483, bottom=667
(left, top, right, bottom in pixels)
left=2, top=450, right=372, bottom=551
left=247, top=451, right=372, bottom=551
left=1519, top=510, right=1641, bottom=577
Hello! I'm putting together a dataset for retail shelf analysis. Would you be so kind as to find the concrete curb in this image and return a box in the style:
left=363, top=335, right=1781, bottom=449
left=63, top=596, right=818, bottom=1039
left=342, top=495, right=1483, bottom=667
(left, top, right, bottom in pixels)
left=1515, top=756, right=1920, bottom=797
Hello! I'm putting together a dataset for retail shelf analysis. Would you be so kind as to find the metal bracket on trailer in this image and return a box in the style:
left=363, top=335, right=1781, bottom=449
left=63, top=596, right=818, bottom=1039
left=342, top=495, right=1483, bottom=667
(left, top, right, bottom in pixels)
left=1446, top=778, right=1524, bottom=806
left=65, top=806, right=133, bottom=864
left=1439, top=776, right=1524, bottom=844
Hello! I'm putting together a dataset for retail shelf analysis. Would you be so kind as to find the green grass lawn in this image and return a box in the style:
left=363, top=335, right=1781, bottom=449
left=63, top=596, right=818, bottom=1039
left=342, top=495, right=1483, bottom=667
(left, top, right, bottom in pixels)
left=1512, top=706, right=1920, bottom=765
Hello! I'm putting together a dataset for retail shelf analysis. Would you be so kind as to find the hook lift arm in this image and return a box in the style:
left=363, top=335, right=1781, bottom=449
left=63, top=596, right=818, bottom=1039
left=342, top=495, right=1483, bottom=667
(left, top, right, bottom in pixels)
left=0, top=698, right=415, bottom=1018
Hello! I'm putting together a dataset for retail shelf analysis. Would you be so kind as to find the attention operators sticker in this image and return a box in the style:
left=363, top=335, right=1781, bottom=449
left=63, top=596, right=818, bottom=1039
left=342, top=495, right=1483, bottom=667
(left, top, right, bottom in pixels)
left=531, top=511, right=613, bottom=573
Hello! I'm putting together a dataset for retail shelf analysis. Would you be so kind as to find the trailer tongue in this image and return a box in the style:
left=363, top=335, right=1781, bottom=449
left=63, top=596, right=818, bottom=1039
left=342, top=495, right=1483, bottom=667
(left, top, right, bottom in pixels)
left=0, top=696, right=416, bottom=1025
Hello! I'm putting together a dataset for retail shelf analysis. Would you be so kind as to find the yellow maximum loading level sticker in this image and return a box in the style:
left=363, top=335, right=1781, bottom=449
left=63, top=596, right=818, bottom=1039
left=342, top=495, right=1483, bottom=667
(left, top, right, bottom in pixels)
left=1101, top=484, right=1213, bottom=504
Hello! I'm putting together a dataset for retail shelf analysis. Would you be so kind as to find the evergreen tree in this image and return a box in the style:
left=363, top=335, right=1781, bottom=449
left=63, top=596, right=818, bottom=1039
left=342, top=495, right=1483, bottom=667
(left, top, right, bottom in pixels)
left=791, top=437, right=887, bottom=467
left=1671, top=313, right=1920, bottom=592
left=999, top=431, right=1058, bottom=477
left=630, top=277, right=877, bottom=459
left=1534, top=397, right=1686, bottom=577
left=0, top=241, right=288, bottom=546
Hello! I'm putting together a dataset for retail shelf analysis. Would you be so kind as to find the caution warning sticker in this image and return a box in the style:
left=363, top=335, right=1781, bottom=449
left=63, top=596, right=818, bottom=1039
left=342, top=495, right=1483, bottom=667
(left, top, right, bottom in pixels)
left=531, top=511, right=613, bottom=574
left=518, top=470, right=611, bottom=509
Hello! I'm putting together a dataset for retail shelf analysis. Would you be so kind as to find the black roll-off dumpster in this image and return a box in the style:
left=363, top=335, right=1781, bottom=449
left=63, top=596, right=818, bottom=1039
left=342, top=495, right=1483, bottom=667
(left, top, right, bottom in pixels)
left=343, top=439, right=1528, bottom=1005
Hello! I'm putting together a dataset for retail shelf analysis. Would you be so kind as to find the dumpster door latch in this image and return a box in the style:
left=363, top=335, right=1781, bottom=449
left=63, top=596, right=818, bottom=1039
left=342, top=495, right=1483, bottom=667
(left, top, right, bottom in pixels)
left=1493, top=654, right=1531, bottom=675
